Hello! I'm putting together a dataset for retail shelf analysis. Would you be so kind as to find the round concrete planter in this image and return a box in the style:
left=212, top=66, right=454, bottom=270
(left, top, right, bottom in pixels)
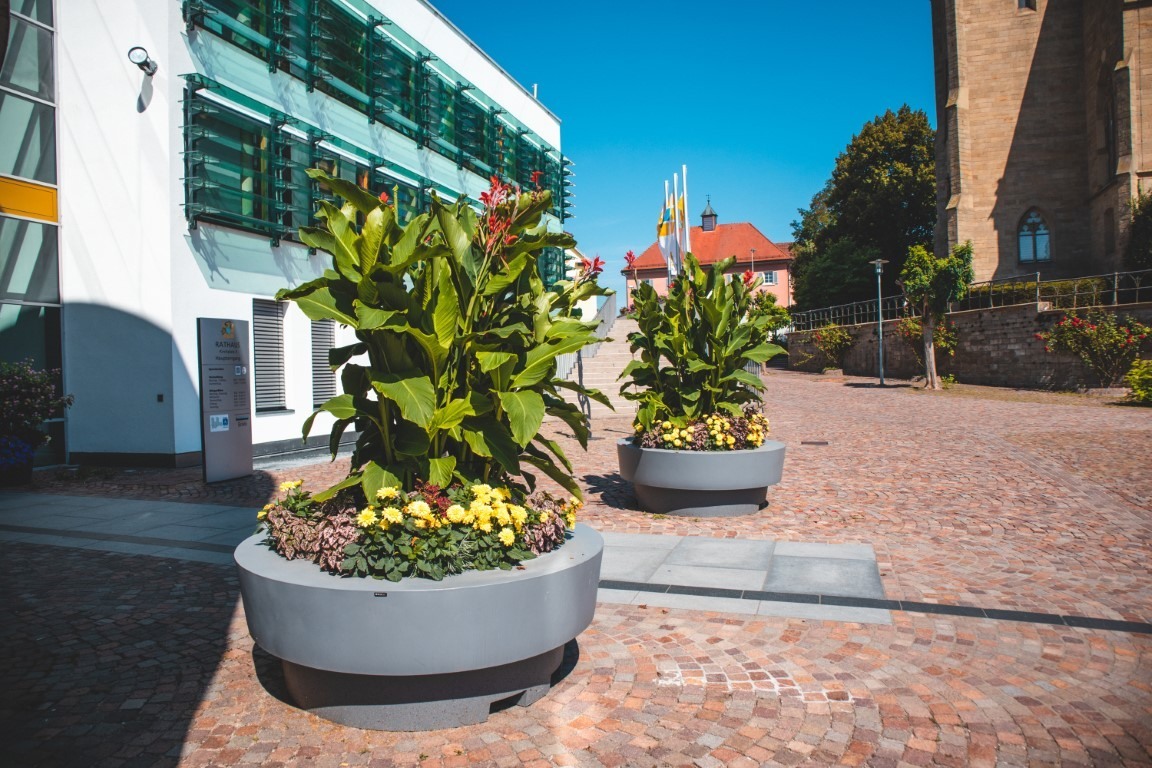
left=617, top=438, right=786, bottom=517
left=235, top=524, right=603, bottom=731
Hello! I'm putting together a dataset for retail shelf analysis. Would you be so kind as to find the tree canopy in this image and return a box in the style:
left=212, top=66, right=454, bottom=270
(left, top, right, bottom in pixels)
left=900, top=241, right=974, bottom=389
left=791, top=105, right=936, bottom=310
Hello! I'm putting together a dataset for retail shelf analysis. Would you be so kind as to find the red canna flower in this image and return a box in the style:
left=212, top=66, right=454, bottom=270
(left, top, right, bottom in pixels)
left=624, top=250, right=637, bottom=269
left=529, top=170, right=544, bottom=188
left=378, top=189, right=390, bottom=204
left=742, top=270, right=755, bottom=286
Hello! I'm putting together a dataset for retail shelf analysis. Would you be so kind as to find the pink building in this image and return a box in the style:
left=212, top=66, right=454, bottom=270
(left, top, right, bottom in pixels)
left=622, top=200, right=793, bottom=306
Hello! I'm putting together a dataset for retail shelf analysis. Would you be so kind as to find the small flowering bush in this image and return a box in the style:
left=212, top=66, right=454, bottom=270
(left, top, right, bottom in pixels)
left=811, top=323, right=853, bottom=369
left=0, top=360, right=74, bottom=453
left=1036, top=310, right=1151, bottom=387
left=259, top=479, right=579, bottom=581
left=635, top=406, right=770, bottom=452
left=896, top=315, right=957, bottom=368
left=1124, top=359, right=1152, bottom=404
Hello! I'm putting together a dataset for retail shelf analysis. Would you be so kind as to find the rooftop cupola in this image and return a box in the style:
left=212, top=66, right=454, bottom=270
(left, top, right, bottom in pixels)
left=700, top=196, right=717, bottom=232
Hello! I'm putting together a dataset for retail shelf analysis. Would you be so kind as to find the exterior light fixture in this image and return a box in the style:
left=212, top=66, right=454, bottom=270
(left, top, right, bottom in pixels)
left=127, top=46, right=158, bottom=76
left=869, top=258, right=889, bottom=386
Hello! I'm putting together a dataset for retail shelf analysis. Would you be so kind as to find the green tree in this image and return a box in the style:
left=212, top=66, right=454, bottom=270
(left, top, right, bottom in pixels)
left=1125, top=189, right=1152, bottom=271
left=748, top=291, right=791, bottom=341
left=791, top=239, right=880, bottom=310
left=900, top=241, right=974, bottom=390
left=791, top=106, right=935, bottom=309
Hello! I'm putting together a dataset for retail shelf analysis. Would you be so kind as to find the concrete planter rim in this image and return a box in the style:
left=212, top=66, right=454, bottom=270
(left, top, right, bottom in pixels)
left=235, top=523, right=603, bottom=676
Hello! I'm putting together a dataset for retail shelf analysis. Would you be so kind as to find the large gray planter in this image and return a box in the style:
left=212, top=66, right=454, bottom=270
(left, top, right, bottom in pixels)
left=617, top=438, right=786, bottom=517
left=235, top=524, right=603, bottom=730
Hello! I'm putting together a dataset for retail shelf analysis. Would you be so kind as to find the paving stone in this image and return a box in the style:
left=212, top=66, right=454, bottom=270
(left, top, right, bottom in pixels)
left=664, top=537, right=775, bottom=569
left=761, top=556, right=885, bottom=599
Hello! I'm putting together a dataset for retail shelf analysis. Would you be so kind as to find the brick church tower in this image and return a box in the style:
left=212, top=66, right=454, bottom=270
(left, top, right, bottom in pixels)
left=931, top=0, right=1152, bottom=281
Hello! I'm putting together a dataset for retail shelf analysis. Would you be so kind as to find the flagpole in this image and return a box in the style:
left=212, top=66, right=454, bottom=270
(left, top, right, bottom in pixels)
left=681, top=164, right=691, bottom=261
left=664, top=179, right=673, bottom=282
left=673, top=172, right=681, bottom=274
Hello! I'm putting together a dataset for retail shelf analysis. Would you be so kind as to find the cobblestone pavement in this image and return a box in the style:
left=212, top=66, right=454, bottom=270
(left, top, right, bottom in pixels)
left=4, top=371, right=1151, bottom=766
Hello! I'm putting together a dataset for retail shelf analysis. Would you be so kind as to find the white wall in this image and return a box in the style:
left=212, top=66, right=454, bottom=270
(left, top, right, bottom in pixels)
left=56, top=0, right=563, bottom=461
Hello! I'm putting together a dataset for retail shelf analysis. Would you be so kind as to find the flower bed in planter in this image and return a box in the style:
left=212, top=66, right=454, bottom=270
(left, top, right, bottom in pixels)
left=236, top=523, right=602, bottom=730
left=241, top=174, right=612, bottom=730
left=617, top=258, right=787, bottom=516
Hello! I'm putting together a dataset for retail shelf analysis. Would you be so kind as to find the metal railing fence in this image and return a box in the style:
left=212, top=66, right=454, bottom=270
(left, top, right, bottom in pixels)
left=954, top=269, right=1151, bottom=312
left=789, top=269, right=1152, bottom=331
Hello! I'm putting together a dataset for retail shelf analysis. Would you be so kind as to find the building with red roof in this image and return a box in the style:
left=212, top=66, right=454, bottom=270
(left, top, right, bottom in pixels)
left=622, top=198, right=793, bottom=306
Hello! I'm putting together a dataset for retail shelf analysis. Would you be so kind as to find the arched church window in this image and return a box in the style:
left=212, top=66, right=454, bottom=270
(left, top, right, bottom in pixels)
left=1018, top=210, right=1051, bottom=263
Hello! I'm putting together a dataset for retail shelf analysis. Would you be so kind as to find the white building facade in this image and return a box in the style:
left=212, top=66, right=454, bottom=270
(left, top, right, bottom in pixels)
left=0, top=0, right=571, bottom=466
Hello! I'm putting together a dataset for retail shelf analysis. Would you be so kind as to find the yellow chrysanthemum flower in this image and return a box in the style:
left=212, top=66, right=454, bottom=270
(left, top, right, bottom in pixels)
left=673, top=438, right=682, bottom=447
left=356, top=509, right=378, bottom=528
left=565, top=512, right=576, bottom=528
left=477, top=520, right=493, bottom=533
left=257, top=508, right=268, bottom=521
left=446, top=504, right=467, bottom=524
left=406, top=500, right=432, bottom=519
left=498, top=527, right=515, bottom=546
left=381, top=506, right=403, bottom=525
left=376, top=486, right=400, bottom=501
left=413, top=518, right=428, bottom=529
left=538, top=511, right=550, bottom=523
left=510, top=505, right=527, bottom=525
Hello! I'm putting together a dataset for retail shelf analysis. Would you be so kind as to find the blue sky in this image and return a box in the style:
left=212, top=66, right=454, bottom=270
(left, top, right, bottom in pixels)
left=432, top=1, right=937, bottom=299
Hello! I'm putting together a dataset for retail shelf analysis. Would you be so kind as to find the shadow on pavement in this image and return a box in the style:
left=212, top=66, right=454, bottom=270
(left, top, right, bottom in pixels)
left=0, top=543, right=238, bottom=767
left=842, top=382, right=915, bottom=389
left=583, top=473, right=639, bottom=510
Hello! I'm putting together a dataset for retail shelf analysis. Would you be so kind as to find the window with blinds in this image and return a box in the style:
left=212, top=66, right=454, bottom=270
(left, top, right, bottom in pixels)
left=253, top=299, right=286, bottom=411
left=311, top=319, right=337, bottom=408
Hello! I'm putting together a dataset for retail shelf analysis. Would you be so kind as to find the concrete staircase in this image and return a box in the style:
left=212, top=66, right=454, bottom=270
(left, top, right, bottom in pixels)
left=562, top=316, right=639, bottom=422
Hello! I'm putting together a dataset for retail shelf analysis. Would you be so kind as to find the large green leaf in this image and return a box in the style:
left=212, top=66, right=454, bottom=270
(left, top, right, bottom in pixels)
left=462, top=417, right=520, bottom=473
left=361, top=460, right=401, bottom=502
left=428, top=457, right=456, bottom=487
left=290, top=286, right=356, bottom=326
left=510, top=336, right=591, bottom=389
left=306, top=168, right=382, bottom=215
left=432, top=267, right=460, bottom=350
left=498, top=390, right=545, bottom=447
left=743, top=342, right=786, bottom=363
left=427, top=397, right=475, bottom=433
left=371, top=372, right=435, bottom=428
left=477, top=350, right=516, bottom=373
left=314, top=473, right=362, bottom=503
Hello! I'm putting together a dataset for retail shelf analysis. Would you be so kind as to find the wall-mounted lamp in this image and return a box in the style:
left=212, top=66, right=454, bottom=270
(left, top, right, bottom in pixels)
left=127, top=46, right=158, bottom=76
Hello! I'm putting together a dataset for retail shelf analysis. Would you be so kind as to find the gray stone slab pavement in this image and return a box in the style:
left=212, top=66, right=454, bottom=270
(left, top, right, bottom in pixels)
left=0, top=492, right=892, bottom=625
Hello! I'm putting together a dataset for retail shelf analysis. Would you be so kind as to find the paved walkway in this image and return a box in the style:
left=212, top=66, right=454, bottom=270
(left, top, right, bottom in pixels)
left=2, top=370, right=1150, bottom=767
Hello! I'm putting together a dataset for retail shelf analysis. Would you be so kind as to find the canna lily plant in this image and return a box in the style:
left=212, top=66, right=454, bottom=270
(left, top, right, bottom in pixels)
left=276, top=172, right=612, bottom=505
left=619, top=254, right=783, bottom=450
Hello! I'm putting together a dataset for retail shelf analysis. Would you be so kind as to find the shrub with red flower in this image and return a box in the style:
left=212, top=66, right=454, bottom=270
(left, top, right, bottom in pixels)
left=0, top=360, right=73, bottom=463
left=1036, top=309, right=1151, bottom=387
left=578, top=255, right=605, bottom=283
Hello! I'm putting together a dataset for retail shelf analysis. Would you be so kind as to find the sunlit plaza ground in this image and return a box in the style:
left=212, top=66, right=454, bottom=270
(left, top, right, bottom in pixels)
left=1, top=366, right=1150, bottom=767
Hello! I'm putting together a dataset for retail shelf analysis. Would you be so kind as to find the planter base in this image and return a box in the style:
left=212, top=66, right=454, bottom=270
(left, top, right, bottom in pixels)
left=632, top=484, right=766, bottom=517
left=618, top=439, right=786, bottom=517
left=236, top=525, right=602, bottom=731
left=283, top=645, right=563, bottom=730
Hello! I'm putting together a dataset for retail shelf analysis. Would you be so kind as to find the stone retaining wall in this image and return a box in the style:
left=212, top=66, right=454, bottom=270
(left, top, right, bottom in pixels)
left=788, top=302, right=1152, bottom=389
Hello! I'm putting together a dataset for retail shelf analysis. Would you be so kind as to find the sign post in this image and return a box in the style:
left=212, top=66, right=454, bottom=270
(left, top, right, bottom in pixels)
left=197, top=318, right=253, bottom=482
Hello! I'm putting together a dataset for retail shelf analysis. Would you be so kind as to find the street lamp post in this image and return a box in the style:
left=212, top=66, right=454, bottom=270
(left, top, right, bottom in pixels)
left=869, top=259, right=889, bottom=386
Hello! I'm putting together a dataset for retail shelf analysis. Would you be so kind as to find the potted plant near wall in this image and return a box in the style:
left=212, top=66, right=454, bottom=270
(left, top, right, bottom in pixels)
left=616, top=257, right=786, bottom=517
left=0, top=360, right=73, bottom=486
left=234, top=174, right=612, bottom=730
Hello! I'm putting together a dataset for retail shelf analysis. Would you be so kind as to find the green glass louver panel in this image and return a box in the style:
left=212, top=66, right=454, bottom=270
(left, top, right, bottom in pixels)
left=539, top=247, right=564, bottom=290
left=181, top=0, right=565, bottom=203
left=183, top=76, right=481, bottom=240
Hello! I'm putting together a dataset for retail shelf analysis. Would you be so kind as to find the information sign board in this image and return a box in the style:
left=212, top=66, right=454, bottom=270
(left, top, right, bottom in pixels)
left=197, top=318, right=253, bottom=482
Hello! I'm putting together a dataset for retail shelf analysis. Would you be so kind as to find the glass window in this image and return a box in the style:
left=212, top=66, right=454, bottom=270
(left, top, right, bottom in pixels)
left=1018, top=210, right=1051, bottom=263
left=2, top=15, right=53, bottom=100
left=12, top=0, right=53, bottom=26
left=762, top=271, right=777, bottom=285
left=0, top=91, right=55, bottom=183
left=0, top=302, right=60, bottom=369
left=197, top=0, right=271, bottom=61
left=373, top=36, right=416, bottom=125
left=0, top=215, right=58, bottom=303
